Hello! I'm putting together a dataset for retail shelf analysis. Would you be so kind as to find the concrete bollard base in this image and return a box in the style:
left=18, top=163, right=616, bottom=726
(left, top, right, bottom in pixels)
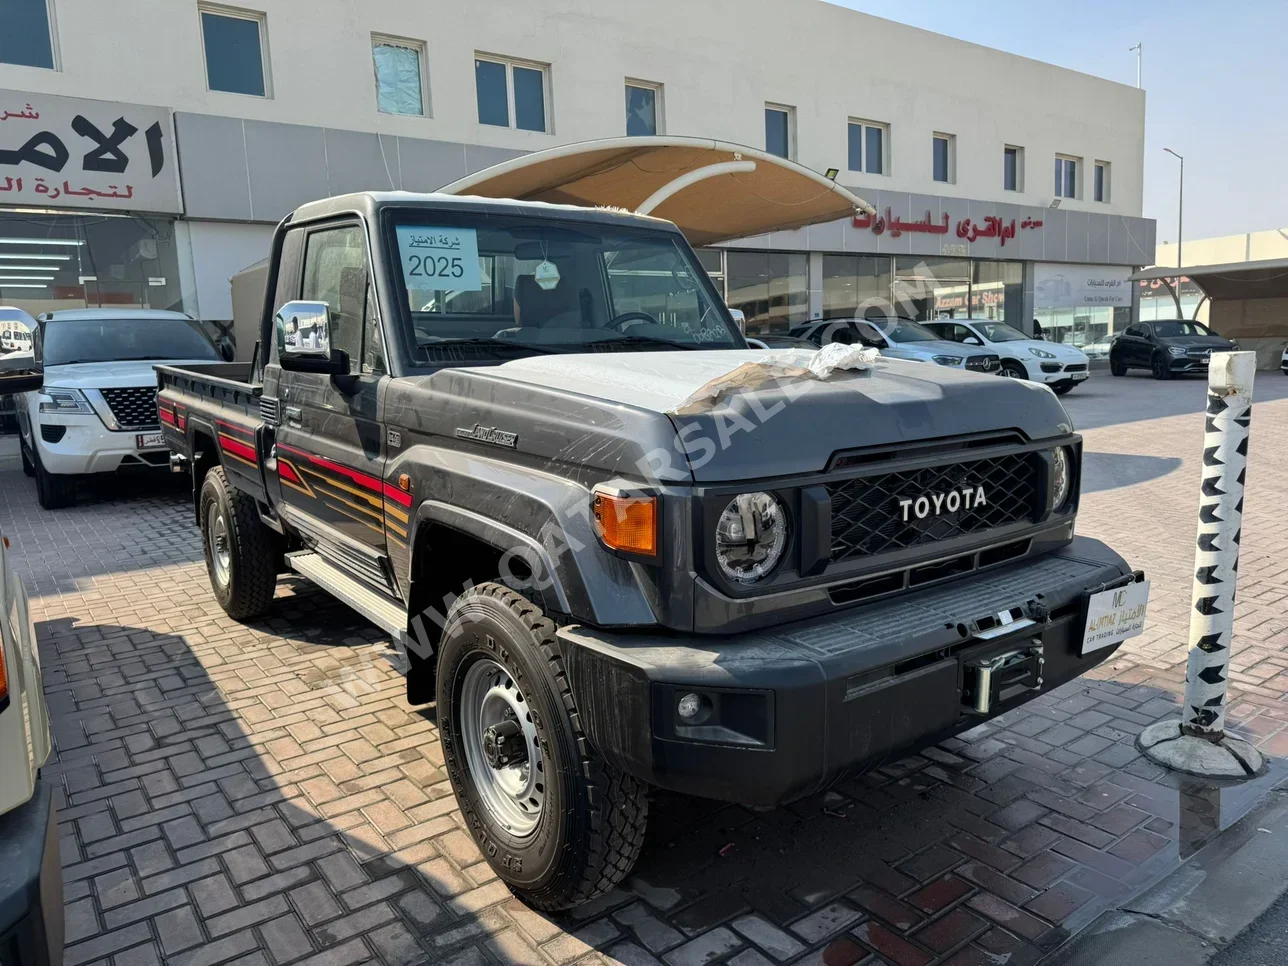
left=1137, top=719, right=1266, bottom=780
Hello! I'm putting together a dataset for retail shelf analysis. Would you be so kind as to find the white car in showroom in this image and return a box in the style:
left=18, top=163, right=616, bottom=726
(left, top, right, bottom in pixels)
left=924, top=319, right=1091, bottom=394
left=15, top=309, right=228, bottom=509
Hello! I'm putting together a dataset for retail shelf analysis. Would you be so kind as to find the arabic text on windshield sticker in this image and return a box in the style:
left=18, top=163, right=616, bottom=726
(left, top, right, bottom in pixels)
left=534, top=259, right=561, bottom=291
left=396, top=226, right=482, bottom=292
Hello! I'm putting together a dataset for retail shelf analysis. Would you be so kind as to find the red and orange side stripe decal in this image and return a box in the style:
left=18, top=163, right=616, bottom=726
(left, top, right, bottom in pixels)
left=217, top=421, right=258, bottom=469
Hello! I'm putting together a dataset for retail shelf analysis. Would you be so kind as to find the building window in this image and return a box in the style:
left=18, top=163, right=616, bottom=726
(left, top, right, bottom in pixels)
left=847, top=120, right=887, bottom=175
left=726, top=250, right=807, bottom=334
left=823, top=254, right=893, bottom=319
left=199, top=5, right=269, bottom=97
left=1094, top=161, right=1110, bottom=202
left=625, top=80, right=662, bottom=136
left=0, top=0, right=55, bottom=69
left=475, top=56, right=549, bottom=132
left=933, top=133, right=954, bottom=183
left=1054, top=155, right=1079, bottom=198
left=765, top=104, right=794, bottom=160
left=372, top=37, right=427, bottom=116
left=1004, top=145, right=1023, bottom=191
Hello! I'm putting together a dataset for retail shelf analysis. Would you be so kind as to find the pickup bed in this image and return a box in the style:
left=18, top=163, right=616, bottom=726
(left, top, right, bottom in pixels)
left=158, top=190, right=1146, bottom=910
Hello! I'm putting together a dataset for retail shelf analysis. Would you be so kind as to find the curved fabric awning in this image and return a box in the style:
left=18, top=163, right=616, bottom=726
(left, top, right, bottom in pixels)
left=437, top=136, right=874, bottom=247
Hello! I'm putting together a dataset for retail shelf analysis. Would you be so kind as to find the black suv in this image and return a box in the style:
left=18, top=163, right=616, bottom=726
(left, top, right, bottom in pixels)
left=1110, top=319, right=1237, bottom=380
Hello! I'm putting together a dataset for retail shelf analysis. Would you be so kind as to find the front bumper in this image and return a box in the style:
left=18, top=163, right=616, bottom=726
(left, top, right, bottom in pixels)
left=561, top=536, right=1135, bottom=805
left=31, top=414, right=168, bottom=475
left=0, top=783, right=63, bottom=966
left=1034, top=361, right=1090, bottom=385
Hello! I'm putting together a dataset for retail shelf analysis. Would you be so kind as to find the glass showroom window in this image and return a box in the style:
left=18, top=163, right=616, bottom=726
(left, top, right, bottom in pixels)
left=893, top=257, right=971, bottom=320
left=847, top=120, right=887, bottom=175
left=822, top=254, right=893, bottom=319
left=970, top=261, right=1024, bottom=322
left=625, top=81, right=661, bottom=136
left=200, top=5, right=269, bottom=97
left=476, top=56, right=549, bottom=132
left=725, top=250, right=807, bottom=335
left=372, top=38, right=426, bottom=116
left=0, top=0, right=55, bottom=68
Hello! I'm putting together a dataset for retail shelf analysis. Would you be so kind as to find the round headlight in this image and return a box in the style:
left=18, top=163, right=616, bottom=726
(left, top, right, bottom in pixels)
left=1052, top=447, right=1074, bottom=510
left=715, top=492, right=788, bottom=584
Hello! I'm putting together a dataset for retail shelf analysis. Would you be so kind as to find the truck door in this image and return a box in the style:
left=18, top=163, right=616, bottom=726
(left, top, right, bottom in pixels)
left=274, top=221, right=393, bottom=590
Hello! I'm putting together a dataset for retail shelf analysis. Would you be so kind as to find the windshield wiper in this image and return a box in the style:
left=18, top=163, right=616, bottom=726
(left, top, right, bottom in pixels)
left=579, top=335, right=708, bottom=351
left=419, top=338, right=565, bottom=355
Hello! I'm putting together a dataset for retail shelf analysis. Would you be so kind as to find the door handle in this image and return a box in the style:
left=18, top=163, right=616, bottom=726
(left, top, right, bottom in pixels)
left=284, top=406, right=303, bottom=426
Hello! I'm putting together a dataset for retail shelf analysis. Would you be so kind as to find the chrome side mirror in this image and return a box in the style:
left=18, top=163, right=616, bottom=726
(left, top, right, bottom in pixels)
left=728, top=307, right=746, bottom=334
left=276, top=300, right=332, bottom=363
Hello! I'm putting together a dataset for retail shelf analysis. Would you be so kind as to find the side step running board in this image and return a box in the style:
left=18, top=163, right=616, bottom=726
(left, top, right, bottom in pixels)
left=287, top=550, right=407, bottom=641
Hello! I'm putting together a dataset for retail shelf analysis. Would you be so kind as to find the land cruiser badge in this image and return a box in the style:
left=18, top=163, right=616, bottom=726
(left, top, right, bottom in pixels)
left=456, top=424, right=519, bottom=448
left=898, top=485, right=987, bottom=522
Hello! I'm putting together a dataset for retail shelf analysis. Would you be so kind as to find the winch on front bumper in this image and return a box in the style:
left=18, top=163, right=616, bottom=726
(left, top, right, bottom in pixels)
left=559, top=536, right=1139, bottom=806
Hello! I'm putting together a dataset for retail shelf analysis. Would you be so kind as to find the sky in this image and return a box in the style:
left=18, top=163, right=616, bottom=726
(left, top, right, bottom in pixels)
left=832, top=0, right=1287, bottom=242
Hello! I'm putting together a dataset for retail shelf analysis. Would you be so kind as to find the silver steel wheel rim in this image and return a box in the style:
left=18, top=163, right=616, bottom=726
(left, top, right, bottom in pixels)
left=210, top=507, right=232, bottom=590
left=460, top=658, right=544, bottom=837
left=1002, top=364, right=1020, bottom=378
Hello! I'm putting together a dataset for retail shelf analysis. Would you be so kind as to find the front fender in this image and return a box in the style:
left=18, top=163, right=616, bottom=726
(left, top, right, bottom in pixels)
left=395, top=445, right=658, bottom=627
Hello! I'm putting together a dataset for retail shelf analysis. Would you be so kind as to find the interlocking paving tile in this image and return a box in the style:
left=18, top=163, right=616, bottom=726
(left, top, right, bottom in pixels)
left=8, top=378, right=1288, bottom=966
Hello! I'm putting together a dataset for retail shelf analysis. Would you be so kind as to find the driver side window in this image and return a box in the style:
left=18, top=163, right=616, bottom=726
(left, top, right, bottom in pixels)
left=301, top=226, right=368, bottom=372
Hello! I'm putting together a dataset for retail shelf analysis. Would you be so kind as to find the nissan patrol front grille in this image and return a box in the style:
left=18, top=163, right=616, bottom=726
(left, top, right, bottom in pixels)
left=827, top=452, right=1038, bottom=561
left=100, top=386, right=160, bottom=428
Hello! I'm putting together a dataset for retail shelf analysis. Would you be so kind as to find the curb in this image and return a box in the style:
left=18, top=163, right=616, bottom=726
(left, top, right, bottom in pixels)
left=1047, top=783, right=1288, bottom=966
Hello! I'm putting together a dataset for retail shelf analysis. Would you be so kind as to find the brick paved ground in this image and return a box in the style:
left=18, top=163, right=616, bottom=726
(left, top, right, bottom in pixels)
left=3, top=371, right=1288, bottom=966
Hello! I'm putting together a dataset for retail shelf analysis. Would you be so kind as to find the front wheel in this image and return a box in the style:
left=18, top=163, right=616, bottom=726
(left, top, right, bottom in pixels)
left=199, top=466, right=278, bottom=619
left=1151, top=353, right=1173, bottom=380
left=437, top=583, right=648, bottom=911
left=1052, top=383, right=1075, bottom=395
left=999, top=360, right=1028, bottom=380
left=20, top=441, right=34, bottom=478
left=32, top=446, right=75, bottom=510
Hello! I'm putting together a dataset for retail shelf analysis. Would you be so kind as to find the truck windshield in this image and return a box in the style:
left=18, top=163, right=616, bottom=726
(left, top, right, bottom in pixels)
left=43, top=318, right=221, bottom=366
left=388, top=212, right=741, bottom=360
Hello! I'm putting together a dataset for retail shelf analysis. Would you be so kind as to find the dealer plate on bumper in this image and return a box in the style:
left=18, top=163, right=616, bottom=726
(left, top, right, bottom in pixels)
left=1081, top=579, right=1150, bottom=655
left=136, top=432, right=166, bottom=449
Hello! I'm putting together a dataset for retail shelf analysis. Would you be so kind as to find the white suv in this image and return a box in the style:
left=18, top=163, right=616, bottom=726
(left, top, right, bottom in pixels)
left=16, top=309, right=227, bottom=509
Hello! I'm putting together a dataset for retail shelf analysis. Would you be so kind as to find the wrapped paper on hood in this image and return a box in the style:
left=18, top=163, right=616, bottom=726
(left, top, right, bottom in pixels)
left=670, top=343, right=879, bottom=415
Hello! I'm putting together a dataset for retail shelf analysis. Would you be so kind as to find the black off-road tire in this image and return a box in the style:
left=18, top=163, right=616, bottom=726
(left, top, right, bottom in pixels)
left=32, top=446, right=75, bottom=509
left=1151, top=352, right=1173, bottom=380
left=437, top=583, right=648, bottom=911
left=1052, top=382, right=1075, bottom=395
left=199, top=466, right=278, bottom=619
left=20, top=440, right=35, bottom=478
left=1109, top=355, right=1127, bottom=376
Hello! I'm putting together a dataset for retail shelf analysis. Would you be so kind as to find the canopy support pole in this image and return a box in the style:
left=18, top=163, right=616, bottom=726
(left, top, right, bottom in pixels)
left=636, top=161, right=758, bottom=216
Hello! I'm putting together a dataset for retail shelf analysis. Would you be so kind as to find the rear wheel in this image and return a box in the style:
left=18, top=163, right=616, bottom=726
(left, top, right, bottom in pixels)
left=32, top=446, right=76, bottom=510
left=1109, top=355, right=1127, bottom=377
left=1151, top=352, right=1173, bottom=380
left=437, top=583, right=648, bottom=911
left=999, top=360, right=1028, bottom=380
left=200, top=466, right=278, bottom=619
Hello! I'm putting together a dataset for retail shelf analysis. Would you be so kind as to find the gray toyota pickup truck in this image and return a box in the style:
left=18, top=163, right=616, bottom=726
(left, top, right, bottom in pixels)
left=157, top=191, right=1147, bottom=910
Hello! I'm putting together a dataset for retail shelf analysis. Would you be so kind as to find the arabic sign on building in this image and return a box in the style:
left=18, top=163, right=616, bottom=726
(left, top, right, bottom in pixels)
left=1034, top=263, right=1132, bottom=308
left=853, top=210, right=1045, bottom=248
left=0, top=90, right=181, bottom=214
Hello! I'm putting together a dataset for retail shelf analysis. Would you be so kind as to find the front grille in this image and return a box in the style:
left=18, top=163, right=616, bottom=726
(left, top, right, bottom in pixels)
left=1064, top=363, right=1088, bottom=373
left=1186, top=348, right=1213, bottom=358
left=965, top=354, right=1000, bottom=372
left=827, top=452, right=1039, bottom=562
left=40, top=424, right=66, bottom=444
left=100, top=386, right=159, bottom=428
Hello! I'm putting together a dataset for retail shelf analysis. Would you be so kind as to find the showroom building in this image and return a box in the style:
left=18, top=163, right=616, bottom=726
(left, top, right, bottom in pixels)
left=0, top=0, right=1154, bottom=349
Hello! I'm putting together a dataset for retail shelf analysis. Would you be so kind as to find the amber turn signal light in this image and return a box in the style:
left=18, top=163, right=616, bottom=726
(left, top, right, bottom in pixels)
left=592, top=492, right=658, bottom=557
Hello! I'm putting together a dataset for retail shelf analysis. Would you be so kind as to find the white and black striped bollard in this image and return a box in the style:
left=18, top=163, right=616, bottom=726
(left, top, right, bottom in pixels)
left=1138, top=351, right=1265, bottom=779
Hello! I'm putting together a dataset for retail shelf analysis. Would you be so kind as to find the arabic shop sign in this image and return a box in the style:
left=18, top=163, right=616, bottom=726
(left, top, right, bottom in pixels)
left=853, top=209, right=1044, bottom=247
left=1034, top=263, right=1132, bottom=308
left=0, top=90, right=180, bottom=214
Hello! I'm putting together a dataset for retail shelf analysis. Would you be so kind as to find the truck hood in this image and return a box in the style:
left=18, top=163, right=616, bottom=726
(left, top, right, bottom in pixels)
left=462, top=350, right=1073, bottom=482
left=41, top=359, right=216, bottom=389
